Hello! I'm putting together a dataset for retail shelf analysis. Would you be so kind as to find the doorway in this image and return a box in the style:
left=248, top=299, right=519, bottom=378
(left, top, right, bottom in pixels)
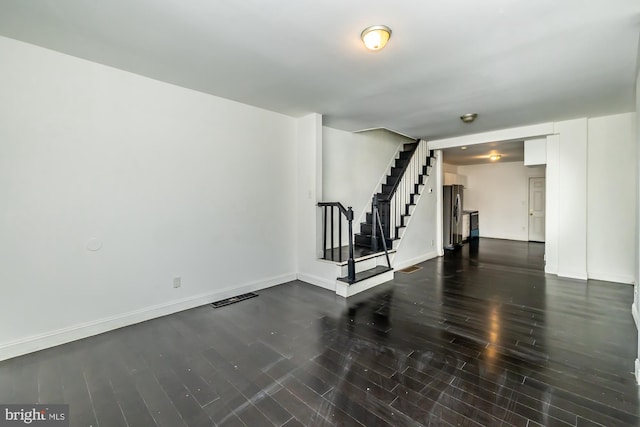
left=528, top=177, right=545, bottom=242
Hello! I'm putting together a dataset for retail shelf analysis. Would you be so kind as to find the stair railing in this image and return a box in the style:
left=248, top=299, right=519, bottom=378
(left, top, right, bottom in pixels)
left=317, top=202, right=356, bottom=282
left=371, top=194, right=392, bottom=268
left=379, top=140, right=430, bottom=239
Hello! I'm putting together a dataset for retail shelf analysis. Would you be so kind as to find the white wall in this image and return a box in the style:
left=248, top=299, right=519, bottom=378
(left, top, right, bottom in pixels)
left=635, top=64, right=640, bottom=382
left=322, top=128, right=410, bottom=229
left=442, top=163, right=459, bottom=174
left=0, top=37, right=298, bottom=359
left=555, top=118, right=588, bottom=279
left=295, top=114, right=340, bottom=290
left=545, top=135, right=560, bottom=275
left=587, top=113, right=636, bottom=284
left=457, top=162, right=545, bottom=241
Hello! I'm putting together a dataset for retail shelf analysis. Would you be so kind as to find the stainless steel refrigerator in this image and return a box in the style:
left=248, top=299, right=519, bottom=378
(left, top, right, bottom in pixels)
left=443, top=185, right=463, bottom=249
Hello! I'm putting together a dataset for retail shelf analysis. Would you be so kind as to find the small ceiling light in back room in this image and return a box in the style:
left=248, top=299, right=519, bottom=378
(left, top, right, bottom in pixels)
left=460, top=146, right=468, bottom=150
left=489, top=154, right=502, bottom=161
left=460, top=113, right=478, bottom=123
left=361, top=25, right=392, bottom=51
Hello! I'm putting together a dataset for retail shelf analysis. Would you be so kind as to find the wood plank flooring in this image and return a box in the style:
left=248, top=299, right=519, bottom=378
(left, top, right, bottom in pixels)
left=1, top=238, right=638, bottom=426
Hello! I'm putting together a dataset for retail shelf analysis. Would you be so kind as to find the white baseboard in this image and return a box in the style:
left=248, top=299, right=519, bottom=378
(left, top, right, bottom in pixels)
left=296, top=273, right=335, bottom=291
left=636, top=359, right=640, bottom=385
left=480, top=233, right=528, bottom=242
left=632, top=303, right=638, bottom=330
left=393, top=251, right=439, bottom=271
left=557, top=270, right=588, bottom=281
left=0, top=272, right=296, bottom=362
left=587, top=272, right=634, bottom=285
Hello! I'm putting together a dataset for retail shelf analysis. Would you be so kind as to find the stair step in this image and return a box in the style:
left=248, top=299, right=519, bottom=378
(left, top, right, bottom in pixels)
left=354, top=233, right=394, bottom=249
left=337, top=265, right=393, bottom=284
left=385, top=174, right=401, bottom=186
left=403, top=142, right=418, bottom=151
left=360, top=223, right=371, bottom=235
left=390, top=166, right=403, bottom=177
left=360, top=221, right=390, bottom=235
left=394, top=158, right=410, bottom=168
left=382, top=183, right=395, bottom=194
left=366, top=210, right=390, bottom=223
left=398, top=150, right=414, bottom=160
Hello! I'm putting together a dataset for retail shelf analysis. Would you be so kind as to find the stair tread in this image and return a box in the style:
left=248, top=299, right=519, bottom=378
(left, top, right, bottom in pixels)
left=354, top=232, right=395, bottom=239
left=321, top=245, right=396, bottom=264
left=337, top=265, right=393, bottom=284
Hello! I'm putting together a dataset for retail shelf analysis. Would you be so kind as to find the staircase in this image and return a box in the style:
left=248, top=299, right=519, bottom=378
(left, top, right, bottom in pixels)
left=355, top=141, right=434, bottom=251
left=318, top=139, right=435, bottom=297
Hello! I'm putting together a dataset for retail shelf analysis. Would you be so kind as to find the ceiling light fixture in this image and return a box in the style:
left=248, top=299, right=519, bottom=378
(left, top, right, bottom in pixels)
left=460, top=113, right=478, bottom=123
left=489, top=154, right=502, bottom=161
left=361, top=25, right=392, bottom=51
left=460, top=146, right=468, bottom=150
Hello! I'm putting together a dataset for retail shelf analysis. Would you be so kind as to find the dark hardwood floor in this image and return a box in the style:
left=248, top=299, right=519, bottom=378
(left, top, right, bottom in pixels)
left=1, top=238, right=638, bottom=426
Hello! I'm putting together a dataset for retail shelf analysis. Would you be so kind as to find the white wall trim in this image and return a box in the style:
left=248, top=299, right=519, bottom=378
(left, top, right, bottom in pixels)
left=587, top=272, right=635, bottom=285
left=556, top=270, right=588, bottom=281
left=427, top=123, right=555, bottom=150
left=479, top=233, right=531, bottom=242
left=0, top=273, right=296, bottom=362
left=635, top=359, right=640, bottom=385
left=394, top=251, right=439, bottom=271
left=632, top=302, right=638, bottom=329
left=297, top=273, right=335, bottom=291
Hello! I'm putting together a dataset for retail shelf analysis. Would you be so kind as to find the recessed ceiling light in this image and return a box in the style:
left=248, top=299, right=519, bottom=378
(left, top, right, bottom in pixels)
left=489, top=154, right=502, bottom=161
left=361, top=25, right=392, bottom=51
left=460, top=113, right=478, bottom=123
left=460, top=146, right=468, bottom=150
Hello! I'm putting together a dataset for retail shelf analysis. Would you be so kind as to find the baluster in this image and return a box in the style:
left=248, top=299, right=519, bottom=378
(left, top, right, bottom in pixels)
left=323, top=206, right=327, bottom=258
left=330, top=206, right=334, bottom=259
left=346, top=207, right=355, bottom=282
left=338, top=212, right=342, bottom=262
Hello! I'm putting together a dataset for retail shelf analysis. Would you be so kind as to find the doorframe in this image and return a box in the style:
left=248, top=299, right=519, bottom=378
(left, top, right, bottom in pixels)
left=528, top=176, right=546, bottom=242
left=429, top=122, right=554, bottom=262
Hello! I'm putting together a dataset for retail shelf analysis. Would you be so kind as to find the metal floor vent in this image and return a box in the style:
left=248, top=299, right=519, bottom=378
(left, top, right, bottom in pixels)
left=211, top=292, right=258, bottom=308
left=399, top=265, right=422, bottom=274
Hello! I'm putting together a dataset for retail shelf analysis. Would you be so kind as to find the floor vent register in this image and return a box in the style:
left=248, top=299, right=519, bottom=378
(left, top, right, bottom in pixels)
left=211, top=292, right=258, bottom=308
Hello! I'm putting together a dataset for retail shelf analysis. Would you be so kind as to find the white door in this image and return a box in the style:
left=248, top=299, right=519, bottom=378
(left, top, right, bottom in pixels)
left=528, top=177, right=545, bottom=242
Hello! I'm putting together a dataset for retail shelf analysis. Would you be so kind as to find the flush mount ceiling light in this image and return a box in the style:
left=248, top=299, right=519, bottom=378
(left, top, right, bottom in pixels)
left=460, top=146, right=468, bottom=150
left=489, top=154, right=502, bottom=161
left=460, top=113, right=478, bottom=123
left=361, top=25, right=392, bottom=51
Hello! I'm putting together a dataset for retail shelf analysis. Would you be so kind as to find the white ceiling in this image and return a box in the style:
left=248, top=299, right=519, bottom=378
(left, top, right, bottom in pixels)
left=442, top=140, right=524, bottom=165
left=0, top=1, right=638, bottom=140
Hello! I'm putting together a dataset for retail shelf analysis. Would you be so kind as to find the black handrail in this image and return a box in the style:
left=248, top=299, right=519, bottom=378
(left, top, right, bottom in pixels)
left=317, top=202, right=356, bottom=282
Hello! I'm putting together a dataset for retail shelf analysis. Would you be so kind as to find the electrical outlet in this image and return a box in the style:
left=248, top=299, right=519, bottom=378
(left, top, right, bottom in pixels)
left=173, top=277, right=181, bottom=288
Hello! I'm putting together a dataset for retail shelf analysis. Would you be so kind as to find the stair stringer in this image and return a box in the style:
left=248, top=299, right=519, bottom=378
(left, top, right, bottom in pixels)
left=389, top=152, right=441, bottom=270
